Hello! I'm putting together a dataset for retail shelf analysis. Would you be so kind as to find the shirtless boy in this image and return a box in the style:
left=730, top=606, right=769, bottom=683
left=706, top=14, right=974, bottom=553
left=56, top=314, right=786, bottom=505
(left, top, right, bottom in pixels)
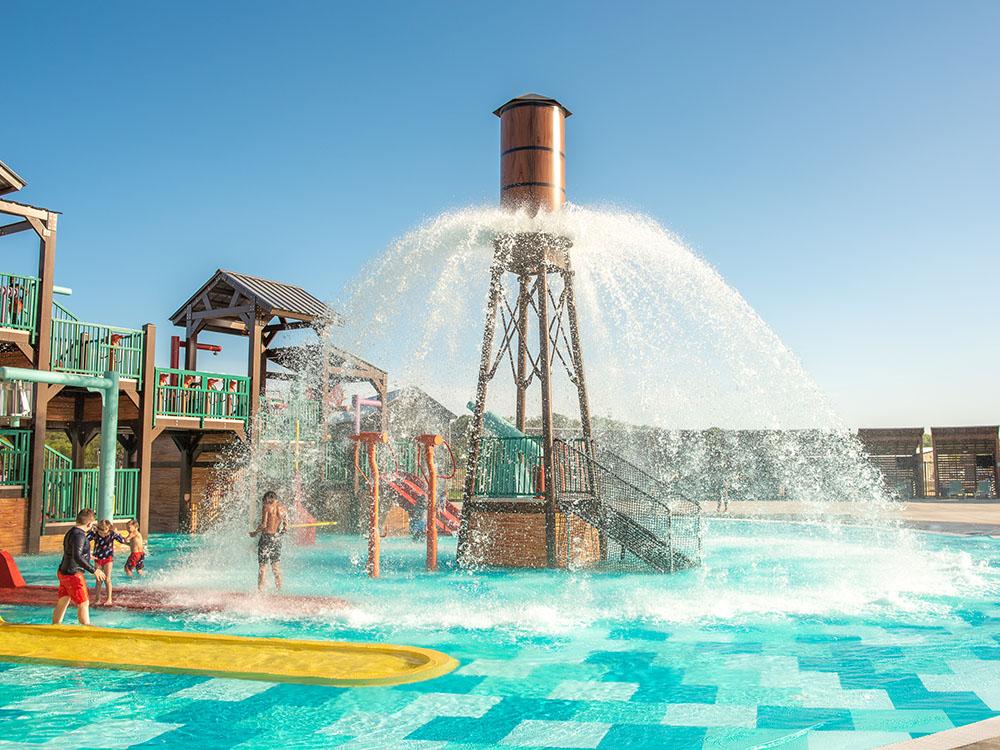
left=123, top=519, right=147, bottom=577
left=53, top=508, right=106, bottom=625
left=249, top=491, right=287, bottom=591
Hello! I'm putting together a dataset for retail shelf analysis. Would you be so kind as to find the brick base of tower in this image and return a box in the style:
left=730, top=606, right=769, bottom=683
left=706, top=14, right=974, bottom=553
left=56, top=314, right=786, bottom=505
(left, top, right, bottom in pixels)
left=459, top=501, right=601, bottom=568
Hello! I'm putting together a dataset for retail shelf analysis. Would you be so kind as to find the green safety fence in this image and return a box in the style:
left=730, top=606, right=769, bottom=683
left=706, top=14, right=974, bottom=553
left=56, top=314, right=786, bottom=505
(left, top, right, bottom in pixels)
left=50, top=311, right=144, bottom=381
left=474, top=435, right=544, bottom=497
left=154, top=367, right=250, bottom=427
left=260, top=397, right=324, bottom=440
left=43, top=466, right=139, bottom=524
left=0, top=273, right=39, bottom=339
left=0, top=428, right=31, bottom=490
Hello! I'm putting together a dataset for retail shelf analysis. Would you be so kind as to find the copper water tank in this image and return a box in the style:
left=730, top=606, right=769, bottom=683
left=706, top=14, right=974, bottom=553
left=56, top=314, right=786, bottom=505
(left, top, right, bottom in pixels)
left=494, top=93, right=571, bottom=213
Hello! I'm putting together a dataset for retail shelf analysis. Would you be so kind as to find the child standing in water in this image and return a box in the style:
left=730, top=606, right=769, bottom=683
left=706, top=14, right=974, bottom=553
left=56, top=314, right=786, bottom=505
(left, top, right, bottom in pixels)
left=123, top=519, right=147, bottom=577
left=250, top=491, right=287, bottom=591
left=53, top=508, right=106, bottom=626
left=87, top=520, right=127, bottom=605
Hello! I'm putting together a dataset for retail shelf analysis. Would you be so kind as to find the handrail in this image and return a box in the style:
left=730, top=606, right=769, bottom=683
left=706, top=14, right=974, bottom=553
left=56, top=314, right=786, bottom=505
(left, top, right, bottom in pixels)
left=51, top=299, right=78, bottom=322
left=154, top=367, right=250, bottom=427
left=44, top=444, right=72, bottom=471
left=593, top=445, right=702, bottom=515
left=553, top=438, right=673, bottom=521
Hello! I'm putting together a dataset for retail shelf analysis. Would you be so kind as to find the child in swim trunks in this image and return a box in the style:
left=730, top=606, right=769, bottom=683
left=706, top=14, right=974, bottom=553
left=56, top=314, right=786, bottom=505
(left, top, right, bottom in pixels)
left=87, top=519, right=127, bottom=605
left=53, top=508, right=106, bottom=626
left=123, top=519, right=147, bottom=577
left=250, top=491, right=287, bottom=591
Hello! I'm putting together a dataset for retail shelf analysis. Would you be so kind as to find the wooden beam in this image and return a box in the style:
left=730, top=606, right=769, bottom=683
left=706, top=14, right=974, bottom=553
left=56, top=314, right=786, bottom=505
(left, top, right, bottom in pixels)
left=26, top=214, right=56, bottom=552
left=201, top=320, right=248, bottom=334
left=137, top=323, right=157, bottom=534
left=262, top=321, right=312, bottom=334
left=0, top=220, right=31, bottom=238
left=0, top=199, right=49, bottom=222
left=247, top=313, right=264, bottom=424
left=189, top=304, right=256, bottom=321
left=184, top=328, right=198, bottom=371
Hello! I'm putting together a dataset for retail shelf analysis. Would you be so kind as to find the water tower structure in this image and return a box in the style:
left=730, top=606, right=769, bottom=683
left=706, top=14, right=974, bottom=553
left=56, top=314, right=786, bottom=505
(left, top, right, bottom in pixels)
left=458, top=94, right=600, bottom=568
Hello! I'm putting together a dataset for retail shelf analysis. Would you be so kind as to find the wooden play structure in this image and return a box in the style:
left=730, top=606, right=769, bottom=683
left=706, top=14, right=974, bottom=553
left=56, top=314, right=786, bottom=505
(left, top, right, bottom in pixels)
left=0, top=159, right=395, bottom=553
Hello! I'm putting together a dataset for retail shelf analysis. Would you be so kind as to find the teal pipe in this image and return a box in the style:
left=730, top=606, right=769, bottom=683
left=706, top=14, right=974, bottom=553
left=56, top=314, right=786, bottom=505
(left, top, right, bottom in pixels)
left=0, top=366, right=119, bottom=521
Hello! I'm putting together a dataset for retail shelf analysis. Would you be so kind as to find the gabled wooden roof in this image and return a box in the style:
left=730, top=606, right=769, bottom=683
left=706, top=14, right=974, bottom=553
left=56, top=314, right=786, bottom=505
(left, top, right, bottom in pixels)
left=0, top=160, right=26, bottom=196
left=169, top=269, right=341, bottom=332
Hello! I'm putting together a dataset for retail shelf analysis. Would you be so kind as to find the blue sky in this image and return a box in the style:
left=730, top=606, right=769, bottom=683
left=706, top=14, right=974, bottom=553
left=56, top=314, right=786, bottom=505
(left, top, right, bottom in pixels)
left=4, top=2, right=998, bottom=426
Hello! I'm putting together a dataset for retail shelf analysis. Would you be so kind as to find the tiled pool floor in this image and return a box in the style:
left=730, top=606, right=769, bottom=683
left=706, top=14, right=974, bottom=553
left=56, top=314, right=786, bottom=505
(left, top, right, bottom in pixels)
left=1, top=523, right=997, bottom=749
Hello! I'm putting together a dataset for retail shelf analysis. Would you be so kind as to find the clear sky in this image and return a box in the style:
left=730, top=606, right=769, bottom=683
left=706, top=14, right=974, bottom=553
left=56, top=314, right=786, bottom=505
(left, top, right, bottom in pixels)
left=4, top=2, right=998, bottom=427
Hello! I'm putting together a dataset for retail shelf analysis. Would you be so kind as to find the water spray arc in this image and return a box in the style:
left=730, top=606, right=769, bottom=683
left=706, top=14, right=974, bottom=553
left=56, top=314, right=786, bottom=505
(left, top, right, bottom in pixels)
left=459, top=94, right=598, bottom=569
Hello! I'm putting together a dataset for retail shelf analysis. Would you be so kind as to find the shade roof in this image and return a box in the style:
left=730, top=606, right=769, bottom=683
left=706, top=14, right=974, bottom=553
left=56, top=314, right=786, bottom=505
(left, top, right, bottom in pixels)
left=170, top=269, right=341, bottom=326
left=0, top=160, right=26, bottom=196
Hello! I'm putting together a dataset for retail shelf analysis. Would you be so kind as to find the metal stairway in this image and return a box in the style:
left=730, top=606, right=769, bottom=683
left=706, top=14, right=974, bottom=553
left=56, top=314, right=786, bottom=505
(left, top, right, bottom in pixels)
left=552, top=439, right=702, bottom=572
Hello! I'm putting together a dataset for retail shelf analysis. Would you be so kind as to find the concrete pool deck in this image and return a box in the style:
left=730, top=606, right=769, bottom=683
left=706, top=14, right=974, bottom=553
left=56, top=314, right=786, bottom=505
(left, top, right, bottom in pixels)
left=705, top=500, right=1000, bottom=536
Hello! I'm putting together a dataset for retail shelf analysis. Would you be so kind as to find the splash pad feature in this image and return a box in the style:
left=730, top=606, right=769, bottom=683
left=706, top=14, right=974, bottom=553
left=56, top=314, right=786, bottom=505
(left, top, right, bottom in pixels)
left=459, top=95, right=703, bottom=571
left=0, top=619, right=458, bottom=687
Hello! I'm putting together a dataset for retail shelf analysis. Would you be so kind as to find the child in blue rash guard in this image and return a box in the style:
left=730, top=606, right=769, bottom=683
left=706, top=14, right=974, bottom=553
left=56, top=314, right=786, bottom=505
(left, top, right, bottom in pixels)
left=87, top=520, right=127, bottom=605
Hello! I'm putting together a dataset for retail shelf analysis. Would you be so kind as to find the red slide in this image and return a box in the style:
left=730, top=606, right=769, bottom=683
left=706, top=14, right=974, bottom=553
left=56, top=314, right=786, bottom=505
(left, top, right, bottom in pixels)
left=384, top=471, right=461, bottom=535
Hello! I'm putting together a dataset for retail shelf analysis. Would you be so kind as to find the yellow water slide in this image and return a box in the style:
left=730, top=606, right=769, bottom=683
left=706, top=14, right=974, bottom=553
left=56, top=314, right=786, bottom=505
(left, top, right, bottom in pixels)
left=0, top=620, right=458, bottom=687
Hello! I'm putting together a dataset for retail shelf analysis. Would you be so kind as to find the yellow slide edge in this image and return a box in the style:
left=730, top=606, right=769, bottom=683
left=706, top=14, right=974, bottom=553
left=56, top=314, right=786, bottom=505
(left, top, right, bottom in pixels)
left=0, top=620, right=459, bottom=688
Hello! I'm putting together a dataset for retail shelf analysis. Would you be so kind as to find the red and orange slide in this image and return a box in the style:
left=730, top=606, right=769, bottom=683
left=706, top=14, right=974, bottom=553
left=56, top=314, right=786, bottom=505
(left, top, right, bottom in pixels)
left=383, top=472, right=460, bottom=534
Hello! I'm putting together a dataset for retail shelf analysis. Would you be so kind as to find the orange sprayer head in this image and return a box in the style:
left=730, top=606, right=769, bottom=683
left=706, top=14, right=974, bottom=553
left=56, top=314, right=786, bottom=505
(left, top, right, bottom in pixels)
left=415, top=434, right=444, bottom=447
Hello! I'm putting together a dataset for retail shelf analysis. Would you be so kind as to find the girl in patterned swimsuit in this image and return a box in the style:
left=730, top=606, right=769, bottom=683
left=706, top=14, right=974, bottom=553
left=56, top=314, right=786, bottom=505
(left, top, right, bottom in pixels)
left=87, top=520, right=127, bottom=606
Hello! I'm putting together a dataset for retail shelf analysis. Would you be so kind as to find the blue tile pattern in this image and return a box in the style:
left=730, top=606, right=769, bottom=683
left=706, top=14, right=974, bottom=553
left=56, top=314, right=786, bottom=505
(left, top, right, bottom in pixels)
left=0, top=527, right=997, bottom=749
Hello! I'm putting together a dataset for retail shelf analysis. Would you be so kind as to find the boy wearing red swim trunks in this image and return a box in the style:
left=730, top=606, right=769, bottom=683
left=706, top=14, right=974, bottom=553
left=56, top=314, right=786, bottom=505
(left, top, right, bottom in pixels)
left=123, top=519, right=146, bottom=577
left=53, top=508, right=106, bottom=626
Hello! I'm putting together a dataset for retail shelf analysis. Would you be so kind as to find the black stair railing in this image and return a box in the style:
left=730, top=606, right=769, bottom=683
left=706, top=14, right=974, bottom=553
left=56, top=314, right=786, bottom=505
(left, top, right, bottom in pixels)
left=552, top=439, right=702, bottom=572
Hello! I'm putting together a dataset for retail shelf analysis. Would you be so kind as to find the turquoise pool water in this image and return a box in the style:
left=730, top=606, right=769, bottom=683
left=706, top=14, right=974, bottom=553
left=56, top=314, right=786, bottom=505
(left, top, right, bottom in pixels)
left=1, top=520, right=998, bottom=749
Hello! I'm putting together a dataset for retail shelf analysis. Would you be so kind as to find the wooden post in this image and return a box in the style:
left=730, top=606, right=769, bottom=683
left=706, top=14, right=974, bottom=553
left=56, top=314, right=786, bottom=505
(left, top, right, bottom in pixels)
left=352, top=432, right=387, bottom=578
left=563, top=268, right=603, bottom=559
left=536, top=270, right=557, bottom=567
left=515, top=274, right=530, bottom=432
left=247, top=312, right=263, bottom=425
left=184, top=330, right=198, bottom=371
left=136, top=323, right=157, bottom=534
left=27, top=214, right=56, bottom=553
left=458, top=262, right=505, bottom=564
left=417, top=433, right=443, bottom=572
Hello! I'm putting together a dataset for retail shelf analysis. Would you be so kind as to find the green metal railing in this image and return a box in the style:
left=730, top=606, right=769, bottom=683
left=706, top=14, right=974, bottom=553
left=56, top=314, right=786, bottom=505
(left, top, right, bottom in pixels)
left=474, top=435, right=544, bottom=497
left=43, top=465, right=139, bottom=524
left=0, top=273, right=39, bottom=338
left=154, top=368, right=250, bottom=427
left=50, top=313, right=144, bottom=380
left=260, top=397, right=323, bottom=439
left=0, top=428, right=31, bottom=489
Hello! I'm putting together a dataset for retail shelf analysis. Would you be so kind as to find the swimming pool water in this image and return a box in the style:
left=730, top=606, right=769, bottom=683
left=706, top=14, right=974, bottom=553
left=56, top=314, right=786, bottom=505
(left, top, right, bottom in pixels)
left=2, top=520, right=998, bottom=749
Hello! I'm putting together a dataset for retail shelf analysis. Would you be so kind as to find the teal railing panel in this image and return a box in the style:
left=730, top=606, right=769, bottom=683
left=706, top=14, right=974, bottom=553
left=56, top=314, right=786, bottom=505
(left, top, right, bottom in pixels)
left=42, top=466, right=139, bottom=524
left=154, top=368, right=250, bottom=427
left=0, top=273, right=39, bottom=339
left=0, top=428, right=31, bottom=489
left=50, top=314, right=144, bottom=380
left=474, top=435, right=544, bottom=497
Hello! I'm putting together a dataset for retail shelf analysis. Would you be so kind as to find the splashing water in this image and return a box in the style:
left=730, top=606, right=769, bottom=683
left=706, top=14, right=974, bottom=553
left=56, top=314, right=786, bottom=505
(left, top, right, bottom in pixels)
left=156, top=202, right=950, bottom=625
left=341, top=204, right=835, bottom=430
left=338, top=204, right=889, bottom=510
